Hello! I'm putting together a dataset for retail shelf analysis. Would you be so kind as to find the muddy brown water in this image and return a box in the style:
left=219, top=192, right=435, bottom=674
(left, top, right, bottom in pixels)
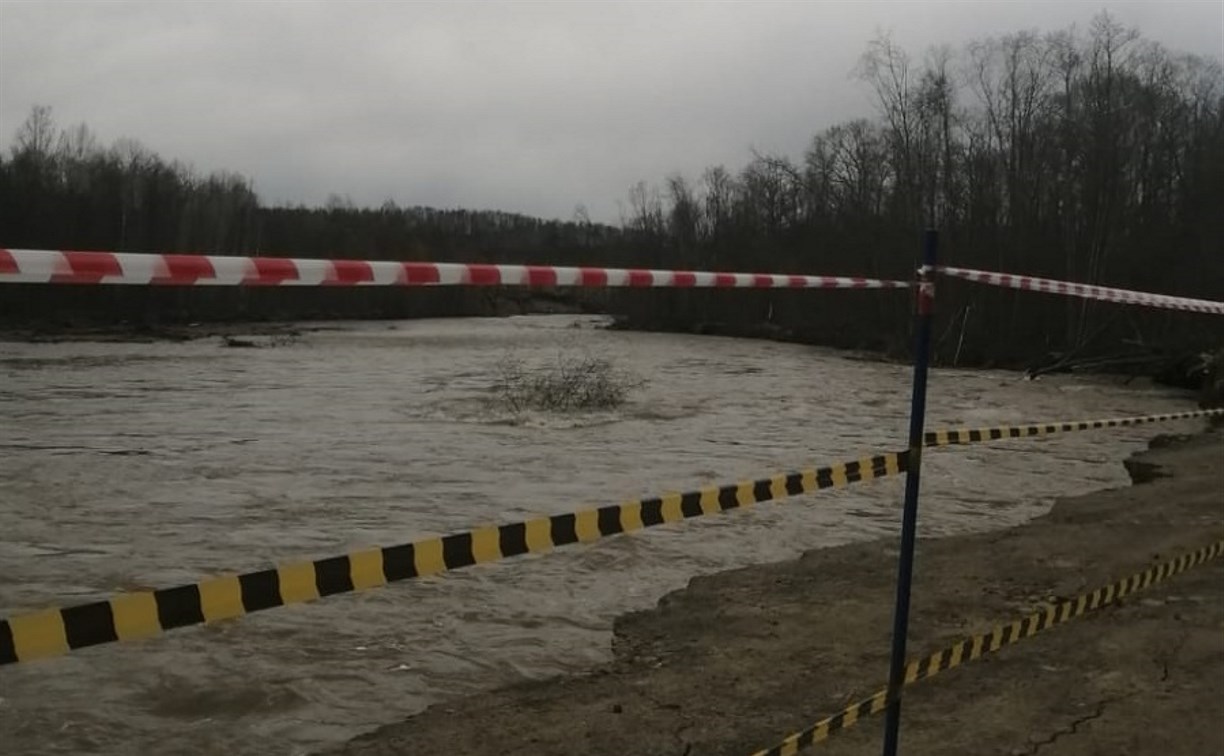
left=0, top=316, right=1204, bottom=755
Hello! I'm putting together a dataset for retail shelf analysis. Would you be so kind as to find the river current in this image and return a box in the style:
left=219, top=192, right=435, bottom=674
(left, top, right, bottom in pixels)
left=0, top=316, right=1202, bottom=755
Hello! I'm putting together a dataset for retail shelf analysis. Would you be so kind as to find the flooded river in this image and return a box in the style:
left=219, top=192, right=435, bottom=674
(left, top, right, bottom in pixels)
left=0, top=316, right=1204, bottom=755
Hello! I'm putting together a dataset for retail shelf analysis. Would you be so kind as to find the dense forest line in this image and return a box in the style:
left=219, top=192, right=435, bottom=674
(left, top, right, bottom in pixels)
left=1, top=14, right=1221, bottom=375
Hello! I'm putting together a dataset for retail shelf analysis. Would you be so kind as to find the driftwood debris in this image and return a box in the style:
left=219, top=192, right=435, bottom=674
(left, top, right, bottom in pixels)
left=1025, top=346, right=1217, bottom=394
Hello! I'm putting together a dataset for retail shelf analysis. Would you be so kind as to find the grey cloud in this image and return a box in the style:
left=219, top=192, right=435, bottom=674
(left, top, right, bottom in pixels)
left=2, top=1, right=1220, bottom=223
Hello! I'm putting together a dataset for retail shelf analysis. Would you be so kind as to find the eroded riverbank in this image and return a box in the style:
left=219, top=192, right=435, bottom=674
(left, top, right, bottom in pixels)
left=330, top=430, right=1224, bottom=756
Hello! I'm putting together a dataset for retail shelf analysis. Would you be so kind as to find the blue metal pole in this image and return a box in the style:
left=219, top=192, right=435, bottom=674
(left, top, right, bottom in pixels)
left=881, top=229, right=938, bottom=756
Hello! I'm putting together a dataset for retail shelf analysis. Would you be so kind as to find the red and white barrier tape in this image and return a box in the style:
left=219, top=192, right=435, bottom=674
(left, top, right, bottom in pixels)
left=0, top=249, right=910, bottom=290
left=937, top=265, right=1224, bottom=315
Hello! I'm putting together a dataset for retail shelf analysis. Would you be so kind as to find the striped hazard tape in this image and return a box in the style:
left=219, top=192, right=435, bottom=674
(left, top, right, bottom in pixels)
left=0, top=248, right=910, bottom=290
left=1, top=407, right=1215, bottom=666
left=924, top=408, right=1224, bottom=448
left=937, top=265, right=1224, bottom=315
left=751, top=539, right=1224, bottom=756
left=0, top=453, right=905, bottom=665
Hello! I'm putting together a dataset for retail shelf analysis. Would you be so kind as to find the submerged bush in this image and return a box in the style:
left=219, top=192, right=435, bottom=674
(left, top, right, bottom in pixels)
left=222, top=333, right=300, bottom=348
left=492, top=351, right=644, bottom=412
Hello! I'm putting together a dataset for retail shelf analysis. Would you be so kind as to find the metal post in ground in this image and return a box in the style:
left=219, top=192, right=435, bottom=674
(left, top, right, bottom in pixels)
left=881, top=229, right=938, bottom=756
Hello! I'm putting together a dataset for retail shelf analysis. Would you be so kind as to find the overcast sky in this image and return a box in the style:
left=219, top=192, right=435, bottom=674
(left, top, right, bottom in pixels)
left=1, top=1, right=1220, bottom=223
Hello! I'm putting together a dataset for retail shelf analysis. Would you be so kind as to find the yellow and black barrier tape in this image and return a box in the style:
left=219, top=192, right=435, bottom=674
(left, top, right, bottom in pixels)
left=751, top=538, right=1224, bottom=756
left=0, top=452, right=906, bottom=665
left=923, top=408, right=1223, bottom=448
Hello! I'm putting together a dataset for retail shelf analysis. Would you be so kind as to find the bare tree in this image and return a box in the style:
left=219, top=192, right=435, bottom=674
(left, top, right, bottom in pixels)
left=701, top=165, right=736, bottom=250
left=858, top=32, right=919, bottom=223
left=665, top=173, right=702, bottom=254
left=12, top=105, right=57, bottom=159
left=626, top=180, right=665, bottom=238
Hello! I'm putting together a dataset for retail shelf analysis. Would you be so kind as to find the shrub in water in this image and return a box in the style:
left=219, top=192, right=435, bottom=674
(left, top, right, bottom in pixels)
left=492, top=352, right=644, bottom=412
